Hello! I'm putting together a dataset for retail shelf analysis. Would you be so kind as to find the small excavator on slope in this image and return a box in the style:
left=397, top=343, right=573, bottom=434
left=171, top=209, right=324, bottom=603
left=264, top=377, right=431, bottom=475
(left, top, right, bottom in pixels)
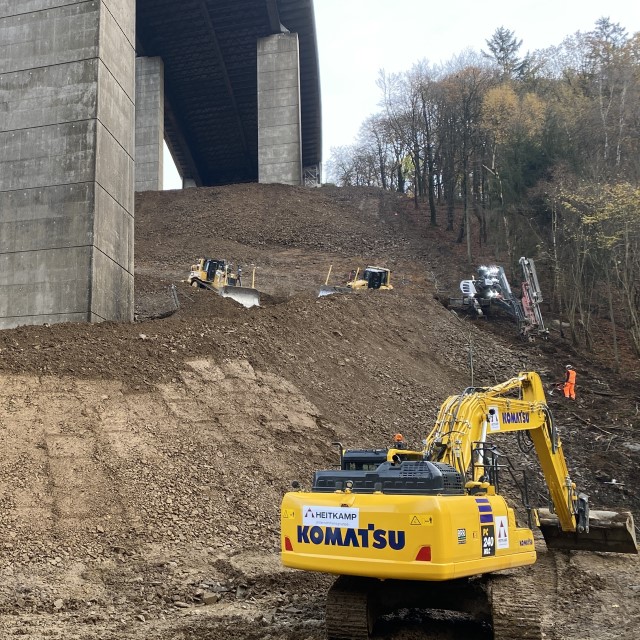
left=449, top=257, right=547, bottom=339
left=187, top=257, right=260, bottom=308
left=281, top=372, right=637, bottom=639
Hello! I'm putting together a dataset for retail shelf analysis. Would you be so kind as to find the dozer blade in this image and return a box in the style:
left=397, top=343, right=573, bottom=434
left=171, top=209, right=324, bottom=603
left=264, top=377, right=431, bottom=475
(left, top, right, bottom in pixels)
left=220, top=286, right=260, bottom=308
left=318, top=285, right=352, bottom=298
left=318, top=285, right=339, bottom=297
left=539, top=508, right=638, bottom=554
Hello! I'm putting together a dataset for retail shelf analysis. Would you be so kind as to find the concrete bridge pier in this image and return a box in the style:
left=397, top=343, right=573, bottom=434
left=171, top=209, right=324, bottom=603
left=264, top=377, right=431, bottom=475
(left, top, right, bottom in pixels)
left=0, top=0, right=135, bottom=330
left=135, top=57, right=165, bottom=192
left=257, top=33, right=303, bottom=186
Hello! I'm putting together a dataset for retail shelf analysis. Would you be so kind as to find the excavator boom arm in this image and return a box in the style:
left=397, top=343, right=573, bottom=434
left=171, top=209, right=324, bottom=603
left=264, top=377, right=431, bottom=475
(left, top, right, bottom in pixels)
left=424, top=372, right=636, bottom=552
left=427, top=373, right=588, bottom=533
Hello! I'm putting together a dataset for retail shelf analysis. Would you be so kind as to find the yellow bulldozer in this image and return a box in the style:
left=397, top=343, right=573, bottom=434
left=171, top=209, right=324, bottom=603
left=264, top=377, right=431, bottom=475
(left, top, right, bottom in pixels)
left=318, top=265, right=393, bottom=297
left=280, top=372, right=637, bottom=639
left=187, top=257, right=260, bottom=308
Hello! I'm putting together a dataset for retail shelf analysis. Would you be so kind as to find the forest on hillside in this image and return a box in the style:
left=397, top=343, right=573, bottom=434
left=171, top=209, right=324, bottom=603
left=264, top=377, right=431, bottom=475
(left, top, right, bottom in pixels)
left=326, top=19, right=640, bottom=363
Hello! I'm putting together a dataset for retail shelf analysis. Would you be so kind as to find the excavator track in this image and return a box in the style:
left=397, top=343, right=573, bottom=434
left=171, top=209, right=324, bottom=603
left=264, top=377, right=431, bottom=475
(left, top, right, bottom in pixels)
left=325, top=576, right=376, bottom=640
left=489, top=544, right=556, bottom=640
left=490, top=574, right=542, bottom=640
left=325, top=575, right=492, bottom=639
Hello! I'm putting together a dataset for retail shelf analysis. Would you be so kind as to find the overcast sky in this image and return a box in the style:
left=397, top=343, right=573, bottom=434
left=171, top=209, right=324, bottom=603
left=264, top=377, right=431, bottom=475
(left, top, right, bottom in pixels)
left=163, top=0, right=640, bottom=189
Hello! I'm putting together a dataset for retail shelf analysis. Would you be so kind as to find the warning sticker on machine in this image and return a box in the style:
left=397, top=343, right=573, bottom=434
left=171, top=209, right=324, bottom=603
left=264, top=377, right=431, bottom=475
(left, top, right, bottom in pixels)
left=303, top=506, right=359, bottom=529
left=495, top=515, right=509, bottom=549
left=410, top=515, right=434, bottom=526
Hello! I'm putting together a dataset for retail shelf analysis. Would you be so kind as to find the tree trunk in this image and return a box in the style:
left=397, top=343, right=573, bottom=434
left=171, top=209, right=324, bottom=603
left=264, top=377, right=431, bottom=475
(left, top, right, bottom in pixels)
left=605, top=266, right=620, bottom=372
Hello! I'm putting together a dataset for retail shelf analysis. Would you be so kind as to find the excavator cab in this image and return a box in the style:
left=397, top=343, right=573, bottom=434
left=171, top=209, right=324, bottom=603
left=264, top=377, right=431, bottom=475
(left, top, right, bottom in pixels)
left=362, top=268, right=387, bottom=289
left=466, top=439, right=637, bottom=554
left=205, top=258, right=225, bottom=279
left=339, top=448, right=389, bottom=471
left=422, top=372, right=638, bottom=555
left=188, top=257, right=226, bottom=287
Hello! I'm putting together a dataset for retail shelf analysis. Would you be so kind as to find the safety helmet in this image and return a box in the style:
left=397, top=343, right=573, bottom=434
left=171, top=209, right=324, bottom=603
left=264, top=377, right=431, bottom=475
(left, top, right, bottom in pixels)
left=565, top=364, right=573, bottom=370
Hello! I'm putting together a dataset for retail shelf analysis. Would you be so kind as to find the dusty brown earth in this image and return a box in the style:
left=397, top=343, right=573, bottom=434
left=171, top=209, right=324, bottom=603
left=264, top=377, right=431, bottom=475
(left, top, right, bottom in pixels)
left=0, top=183, right=638, bottom=639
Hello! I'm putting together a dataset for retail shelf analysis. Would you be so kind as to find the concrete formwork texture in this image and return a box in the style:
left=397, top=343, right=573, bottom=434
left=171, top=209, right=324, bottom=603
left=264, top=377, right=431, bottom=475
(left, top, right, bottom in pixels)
left=0, top=0, right=135, bottom=330
left=135, top=56, right=164, bottom=193
left=257, top=32, right=303, bottom=186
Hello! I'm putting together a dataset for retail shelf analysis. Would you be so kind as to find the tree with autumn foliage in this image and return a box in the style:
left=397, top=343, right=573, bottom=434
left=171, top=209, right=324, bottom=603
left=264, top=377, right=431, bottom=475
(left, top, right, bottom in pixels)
left=550, top=182, right=640, bottom=360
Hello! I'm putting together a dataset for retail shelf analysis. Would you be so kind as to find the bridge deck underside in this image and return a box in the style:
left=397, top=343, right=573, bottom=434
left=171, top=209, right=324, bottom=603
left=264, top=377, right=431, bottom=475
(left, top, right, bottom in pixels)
left=136, top=0, right=321, bottom=186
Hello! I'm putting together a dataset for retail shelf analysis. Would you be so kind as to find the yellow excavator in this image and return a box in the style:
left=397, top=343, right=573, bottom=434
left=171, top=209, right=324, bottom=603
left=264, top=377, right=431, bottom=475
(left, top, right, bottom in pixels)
left=319, top=266, right=393, bottom=297
left=187, top=257, right=260, bottom=308
left=280, top=372, right=637, bottom=639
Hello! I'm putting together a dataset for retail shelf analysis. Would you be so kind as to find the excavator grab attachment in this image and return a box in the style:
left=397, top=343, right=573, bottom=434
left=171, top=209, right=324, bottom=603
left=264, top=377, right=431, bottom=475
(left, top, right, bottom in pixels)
left=538, top=508, right=638, bottom=554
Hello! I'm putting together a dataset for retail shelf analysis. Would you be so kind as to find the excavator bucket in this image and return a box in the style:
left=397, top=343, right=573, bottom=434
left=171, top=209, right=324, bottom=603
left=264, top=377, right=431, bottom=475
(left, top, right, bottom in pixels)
left=220, top=286, right=260, bottom=308
left=539, top=508, right=638, bottom=554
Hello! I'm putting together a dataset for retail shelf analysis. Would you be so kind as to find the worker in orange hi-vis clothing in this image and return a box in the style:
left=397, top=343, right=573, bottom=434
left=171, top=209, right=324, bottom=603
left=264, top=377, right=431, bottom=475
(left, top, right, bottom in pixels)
left=563, top=365, right=577, bottom=400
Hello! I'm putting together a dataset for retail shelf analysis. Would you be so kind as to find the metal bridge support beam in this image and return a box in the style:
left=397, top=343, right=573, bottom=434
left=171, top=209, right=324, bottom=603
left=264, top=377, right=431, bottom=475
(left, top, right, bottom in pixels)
left=257, top=33, right=302, bottom=185
left=0, top=1, right=135, bottom=329
left=135, top=57, right=165, bottom=192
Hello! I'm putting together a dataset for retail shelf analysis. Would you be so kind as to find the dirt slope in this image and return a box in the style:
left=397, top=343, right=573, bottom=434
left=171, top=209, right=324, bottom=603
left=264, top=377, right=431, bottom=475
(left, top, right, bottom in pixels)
left=0, top=184, right=638, bottom=640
